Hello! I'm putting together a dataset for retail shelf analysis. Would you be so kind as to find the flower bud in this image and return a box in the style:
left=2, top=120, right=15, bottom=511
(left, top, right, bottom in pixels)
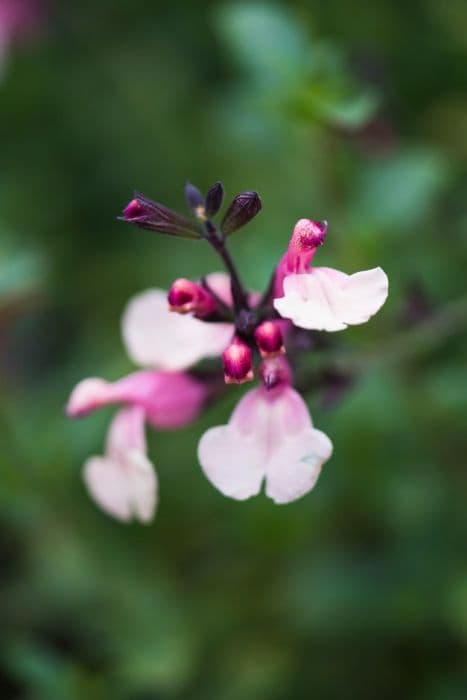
left=167, top=278, right=216, bottom=317
left=205, top=181, right=224, bottom=218
left=121, top=192, right=201, bottom=239
left=222, top=338, right=254, bottom=385
left=254, top=321, right=285, bottom=358
left=185, top=182, right=206, bottom=220
left=259, top=356, right=292, bottom=391
left=221, top=191, right=262, bottom=236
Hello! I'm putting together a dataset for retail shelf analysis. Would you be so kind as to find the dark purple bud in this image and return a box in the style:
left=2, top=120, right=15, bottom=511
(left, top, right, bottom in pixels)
left=221, top=191, right=262, bottom=236
left=184, top=182, right=205, bottom=218
left=121, top=192, right=201, bottom=240
left=205, top=181, right=224, bottom=218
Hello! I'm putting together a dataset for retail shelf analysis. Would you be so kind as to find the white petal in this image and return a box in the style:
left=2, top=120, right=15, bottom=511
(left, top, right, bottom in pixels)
left=83, top=450, right=158, bottom=523
left=83, top=407, right=158, bottom=523
left=198, top=424, right=265, bottom=500
left=84, top=455, right=133, bottom=521
left=274, top=267, right=388, bottom=332
left=265, top=428, right=332, bottom=504
left=122, top=289, right=234, bottom=371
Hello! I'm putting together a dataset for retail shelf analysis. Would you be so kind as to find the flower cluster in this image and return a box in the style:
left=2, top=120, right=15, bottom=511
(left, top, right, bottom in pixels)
left=67, top=182, right=388, bottom=523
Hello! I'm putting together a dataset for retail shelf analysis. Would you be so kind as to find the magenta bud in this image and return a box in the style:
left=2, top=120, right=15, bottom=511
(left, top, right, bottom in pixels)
left=259, top=356, right=292, bottom=391
left=123, top=199, right=145, bottom=220
left=222, top=338, right=254, bottom=385
left=254, top=321, right=285, bottom=358
left=205, top=181, right=224, bottom=217
left=168, top=278, right=216, bottom=317
left=120, top=192, right=201, bottom=240
left=221, top=191, right=262, bottom=236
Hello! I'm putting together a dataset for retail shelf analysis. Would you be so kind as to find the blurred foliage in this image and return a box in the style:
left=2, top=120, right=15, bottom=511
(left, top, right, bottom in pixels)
left=0, top=0, right=467, bottom=698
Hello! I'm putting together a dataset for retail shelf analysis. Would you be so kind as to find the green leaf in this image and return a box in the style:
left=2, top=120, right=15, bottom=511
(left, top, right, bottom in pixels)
left=215, top=2, right=309, bottom=90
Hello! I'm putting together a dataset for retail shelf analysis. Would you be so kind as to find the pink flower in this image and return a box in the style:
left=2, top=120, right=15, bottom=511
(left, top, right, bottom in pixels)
left=83, top=406, right=158, bottom=523
left=66, top=370, right=207, bottom=430
left=198, top=381, right=332, bottom=504
left=66, top=276, right=219, bottom=521
left=273, top=219, right=388, bottom=332
left=69, top=181, right=391, bottom=521
left=122, top=273, right=234, bottom=371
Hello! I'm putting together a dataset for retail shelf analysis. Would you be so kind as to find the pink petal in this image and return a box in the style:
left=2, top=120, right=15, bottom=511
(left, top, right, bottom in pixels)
left=205, top=272, right=260, bottom=309
left=105, top=404, right=147, bottom=457
left=197, top=386, right=332, bottom=504
left=274, top=267, right=388, bottom=331
left=66, top=371, right=206, bottom=428
left=132, top=372, right=207, bottom=429
left=66, top=377, right=114, bottom=417
left=204, top=272, right=233, bottom=307
left=122, top=289, right=234, bottom=371
left=83, top=407, right=158, bottom=523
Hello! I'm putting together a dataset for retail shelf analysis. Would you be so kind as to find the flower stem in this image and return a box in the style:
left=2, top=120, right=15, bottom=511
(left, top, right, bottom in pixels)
left=204, top=221, right=250, bottom=314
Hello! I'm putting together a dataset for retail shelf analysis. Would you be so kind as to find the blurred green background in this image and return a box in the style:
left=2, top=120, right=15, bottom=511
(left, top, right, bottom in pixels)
left=1, top=1, right=467, bottom=698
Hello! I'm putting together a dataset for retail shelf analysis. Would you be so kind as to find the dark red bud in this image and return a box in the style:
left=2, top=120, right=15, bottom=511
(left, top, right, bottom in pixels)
left=254, top=321, right=285, bottom=358
left=222, top=338, right=254, bottom=385
left=168, top=278, right=216, bottom=317
left=221, top=191, right=262, bottom=236
left=205, top=181, right=224, bottom=218
left=120, top=192, right=201, bottom=240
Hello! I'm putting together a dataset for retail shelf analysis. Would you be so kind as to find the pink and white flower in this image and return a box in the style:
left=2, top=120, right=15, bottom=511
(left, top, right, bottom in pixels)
left=69, top=181, right=390, bottom=523
left=67, top=369, right=207, bottom=522
left=273, top=219, right=388, bottom=332
left=198, top=369, right=332, bottom=504
left=66, top=275, right=225, bottom=521
left=83, top=406, right=158, bottom=523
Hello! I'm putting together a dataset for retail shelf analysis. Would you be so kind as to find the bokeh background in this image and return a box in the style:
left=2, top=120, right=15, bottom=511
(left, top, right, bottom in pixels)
left=1, top=1, right=467, bottom=698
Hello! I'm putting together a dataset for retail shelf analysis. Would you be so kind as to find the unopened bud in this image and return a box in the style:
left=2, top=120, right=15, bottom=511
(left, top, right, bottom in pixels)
left=259, top=356, right=292, bottom=391
left=121, top=192, right=201, bottom=239
left=222, top=338, right=254, bottom=385
left=254, top=321, right=285, bottom=358
left=168, top=278, right=216, bottom=317
left=205, top=181, right=224, bottom=217
left=221, top=191, right=262, bottom=236
left=185, top=182, right=206, bottom=220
